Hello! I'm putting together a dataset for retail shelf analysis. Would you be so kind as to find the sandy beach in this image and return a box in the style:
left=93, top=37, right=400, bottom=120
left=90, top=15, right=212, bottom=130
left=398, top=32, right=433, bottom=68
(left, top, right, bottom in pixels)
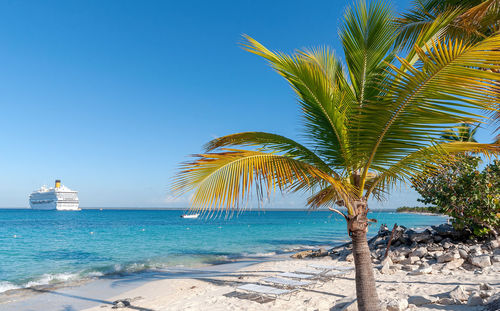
left=77, top=254, right=498, bottom=311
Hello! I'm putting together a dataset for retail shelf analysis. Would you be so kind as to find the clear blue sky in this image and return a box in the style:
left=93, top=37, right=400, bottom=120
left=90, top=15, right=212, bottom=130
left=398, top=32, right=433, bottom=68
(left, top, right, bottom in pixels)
left=0, top=0, right=495, bottom=208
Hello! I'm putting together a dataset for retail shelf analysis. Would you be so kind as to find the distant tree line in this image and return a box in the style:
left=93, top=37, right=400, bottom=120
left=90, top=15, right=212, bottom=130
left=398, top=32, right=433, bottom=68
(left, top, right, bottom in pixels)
left=395, top=206, right=438, bottom=214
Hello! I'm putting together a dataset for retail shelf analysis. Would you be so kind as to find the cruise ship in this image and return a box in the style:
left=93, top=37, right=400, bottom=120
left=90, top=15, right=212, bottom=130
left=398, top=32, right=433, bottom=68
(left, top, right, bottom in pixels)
left=29, top=180, right=80, bottom=210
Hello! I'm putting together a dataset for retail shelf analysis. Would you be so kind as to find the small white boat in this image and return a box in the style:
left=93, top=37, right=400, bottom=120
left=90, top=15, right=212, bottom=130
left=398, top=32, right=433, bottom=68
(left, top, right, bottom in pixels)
left=180, top=213, right=199, bottom=219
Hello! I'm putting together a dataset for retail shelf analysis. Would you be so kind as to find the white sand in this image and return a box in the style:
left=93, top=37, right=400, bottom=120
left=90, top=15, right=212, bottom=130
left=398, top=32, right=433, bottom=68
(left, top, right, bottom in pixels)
left=82, top=256, right=499, bottom=311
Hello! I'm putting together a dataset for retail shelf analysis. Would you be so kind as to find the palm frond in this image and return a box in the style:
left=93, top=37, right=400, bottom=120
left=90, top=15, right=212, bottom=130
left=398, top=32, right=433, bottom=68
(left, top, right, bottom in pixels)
left=340, top=0, right=397, bottom=104
left=400, top=7, right=464, bottom=64
left=357, top=33, right=500, bottom=187
left=396, top=1, right=473, bottom=52
left=242, top=36, right=355, bottom=169
left=308, top=172, right=384, bottom=211
left=441, top=123, right=479, bottom=142
left=172, top=149, right=349, bottom=216
left=205, top=131, right=334, bottom=174
left=366, top=141, right=500, bottom=196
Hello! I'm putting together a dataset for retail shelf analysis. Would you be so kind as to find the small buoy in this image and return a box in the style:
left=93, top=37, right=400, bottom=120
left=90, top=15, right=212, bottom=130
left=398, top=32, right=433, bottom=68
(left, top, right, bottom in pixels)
left=141, top=228, right=145, bottom=231
left=90, top=231, right=94, bottom=234
left=13, top=235, right=17, bottom=238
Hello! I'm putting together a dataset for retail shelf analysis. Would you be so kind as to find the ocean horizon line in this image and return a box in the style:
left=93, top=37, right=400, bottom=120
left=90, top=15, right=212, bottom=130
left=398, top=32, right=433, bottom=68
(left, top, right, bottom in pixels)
left=0, top=207, right=402, bottom=212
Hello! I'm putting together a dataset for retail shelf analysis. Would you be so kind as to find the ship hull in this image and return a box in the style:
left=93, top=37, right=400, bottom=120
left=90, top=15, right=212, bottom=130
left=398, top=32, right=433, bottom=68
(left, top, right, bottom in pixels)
left=30, top=201, right=80, bottom=211
left=29, top=183, right=80, bottom=211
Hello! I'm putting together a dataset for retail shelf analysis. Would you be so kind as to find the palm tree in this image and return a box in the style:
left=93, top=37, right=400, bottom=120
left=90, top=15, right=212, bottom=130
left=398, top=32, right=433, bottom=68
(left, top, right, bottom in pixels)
left=441, top=123, right=479, bottom=142
left=398, top=1, right=500, bottom=144
left=173, top=1, right=500, bottom=310
left=396, top=0, right=500, bottom=49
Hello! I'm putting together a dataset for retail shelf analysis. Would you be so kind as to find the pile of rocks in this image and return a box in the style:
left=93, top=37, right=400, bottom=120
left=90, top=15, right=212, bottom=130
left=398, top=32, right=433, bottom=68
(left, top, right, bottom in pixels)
left=380, top=283, right=500, bottom=310
left=297, top=223, right=500, bottom=310
left=325, top=223, right=500, bottom=275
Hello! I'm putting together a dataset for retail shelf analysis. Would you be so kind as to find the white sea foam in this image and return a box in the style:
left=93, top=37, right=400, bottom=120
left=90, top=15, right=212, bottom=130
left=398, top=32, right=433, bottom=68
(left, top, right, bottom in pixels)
left=242, top=251, right=276, bottom=257
left=0, top=281, right=20, bottom=293
left=25, top=272, right=79, bottom=288
left=86, top=271, right=104, bottom=278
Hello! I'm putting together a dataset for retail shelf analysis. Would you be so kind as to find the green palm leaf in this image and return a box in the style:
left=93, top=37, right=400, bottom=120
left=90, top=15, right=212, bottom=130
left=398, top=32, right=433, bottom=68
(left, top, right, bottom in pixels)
left=172, top=149, right=349, bottom=215
left=204, top=131, right=334, bottom=174
left=366, top=141, right=500, bottom=196
left=242, top=36, right=354, bottom=169
left=357, top=34, right=500, bottom=187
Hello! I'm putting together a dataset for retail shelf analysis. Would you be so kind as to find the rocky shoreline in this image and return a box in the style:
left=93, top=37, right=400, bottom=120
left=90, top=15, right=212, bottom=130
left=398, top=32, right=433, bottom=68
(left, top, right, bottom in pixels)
left=293, top=223, right=500, bottom=310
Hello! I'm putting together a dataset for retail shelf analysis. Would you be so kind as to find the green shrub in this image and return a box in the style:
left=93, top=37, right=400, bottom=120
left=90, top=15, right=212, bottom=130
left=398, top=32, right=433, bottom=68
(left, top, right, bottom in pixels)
left=412, top=156, right=500, bottom=237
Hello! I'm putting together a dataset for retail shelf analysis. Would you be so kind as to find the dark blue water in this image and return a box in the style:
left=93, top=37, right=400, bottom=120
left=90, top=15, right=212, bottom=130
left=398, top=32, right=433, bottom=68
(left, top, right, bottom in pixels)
left=0, top=209, right=446, bottom=292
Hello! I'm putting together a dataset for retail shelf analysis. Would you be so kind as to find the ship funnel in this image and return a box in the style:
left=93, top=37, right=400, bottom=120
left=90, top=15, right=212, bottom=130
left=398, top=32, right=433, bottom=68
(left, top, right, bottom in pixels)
left=55, top=180, right=61, bottom=188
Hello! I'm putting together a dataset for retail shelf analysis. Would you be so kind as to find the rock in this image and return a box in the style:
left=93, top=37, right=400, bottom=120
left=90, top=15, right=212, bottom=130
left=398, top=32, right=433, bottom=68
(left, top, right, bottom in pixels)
left=438, top=297, right=461, bottom=305
left=386, top=298, right=408, bottom=311
left=380, top=259, right=394, bottom=275
left=492, top=255, right=500, bottom=263
left=427, top=244, right=444, bottom=252
left=479, top=291, right=493, bottom=299
left=291, top=250, right=314, bottom=259
left=391, top=255, right=406, bottom=263
left=373, top=248, right=386, bottom=259
left=470, top=254, right=492, bottom=268
left=402, top=265, right=419, bottom=271
left=486, top=293, right=500, bottom=311
left=410, top=231, right=432, bottom=243
left=431, top=224, right=455, bottom=235
left=317, top=248, right=327, bottom=255
left=469, top=245, right=483, bottom=256
left=407, top=295, right=437, bottom=306
left=372, top=236, right=387, bottom=247
left=419, top=261, right=430, bottom=268
left=432, top=223, right=456, bottom=236
left=449, top=285, right=469, bottom=302
left=380, top=261, right=394, bottom=274
left=411, top=247, right=427, bottom=258
left=441, top=237, right=452, bottom=244
left=437, top=252, right=457, bottom=263
left=410, top=266, right=432, bottom=275
left=443, top=242, right=453, bottom=249
left=458, top=249, right=468, bottom=259
left=401, top=256, right=419, bottom=265
left=467, top=293, right=485, bottom=306
left=480, top=283, right=494, bottom=291
left=432, top=251, right=443, bottom=258
left=346, top=253, right=354, bottom=262
left=490, top=239, right=499, bottom=249
left=382, top=256, right=393, bottom=265
left=112, top=299, right=131, bottom=309
left=397, top=246, right=412, bottom=257
left=433, top=235, right=443, bottom=242
left=444, top=258, right=464, bottom=270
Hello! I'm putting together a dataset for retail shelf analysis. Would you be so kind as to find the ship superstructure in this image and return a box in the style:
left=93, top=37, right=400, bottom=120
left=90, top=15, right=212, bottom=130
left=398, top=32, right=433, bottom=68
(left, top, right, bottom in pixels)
left=29, top=180, right=80, bottom=210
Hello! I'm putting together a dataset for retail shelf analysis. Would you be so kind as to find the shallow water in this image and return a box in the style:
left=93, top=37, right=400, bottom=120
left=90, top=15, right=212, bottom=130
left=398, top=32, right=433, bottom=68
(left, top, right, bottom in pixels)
left=0, top=209, right=446, bottom=292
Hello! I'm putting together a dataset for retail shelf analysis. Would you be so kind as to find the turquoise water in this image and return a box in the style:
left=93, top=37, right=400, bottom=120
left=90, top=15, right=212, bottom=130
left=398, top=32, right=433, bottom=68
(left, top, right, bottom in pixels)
left=0, top=209, right=446, bottom=293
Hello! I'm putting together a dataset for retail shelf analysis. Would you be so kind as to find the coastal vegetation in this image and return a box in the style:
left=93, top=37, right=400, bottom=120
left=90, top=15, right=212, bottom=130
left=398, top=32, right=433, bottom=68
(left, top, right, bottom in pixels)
left=413, top=156, right=500, bottom=237
left=395, top=206, right=438, bottom=214
left=174, top=1, right=500, bottom=310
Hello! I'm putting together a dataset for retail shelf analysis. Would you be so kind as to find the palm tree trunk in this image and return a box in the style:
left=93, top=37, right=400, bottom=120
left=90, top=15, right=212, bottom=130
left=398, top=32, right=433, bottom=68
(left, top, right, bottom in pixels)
left=347, top=200, right=380, bottom=311
left=351, top=228, right=380, bottom=311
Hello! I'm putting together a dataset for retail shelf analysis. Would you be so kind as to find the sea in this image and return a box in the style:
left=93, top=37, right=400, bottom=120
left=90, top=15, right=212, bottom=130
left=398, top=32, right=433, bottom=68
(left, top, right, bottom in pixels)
left=0, top=209, right=447, bottom=294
